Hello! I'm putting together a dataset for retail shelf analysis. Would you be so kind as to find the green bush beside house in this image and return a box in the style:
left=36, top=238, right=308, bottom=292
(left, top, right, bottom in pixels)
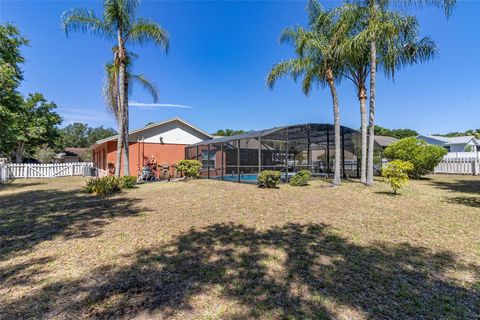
left=177, top=160, right=202, bottom=179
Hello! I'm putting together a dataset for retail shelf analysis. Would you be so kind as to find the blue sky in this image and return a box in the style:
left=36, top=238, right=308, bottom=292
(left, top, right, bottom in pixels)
left=1, top=0, right=479, bottom=135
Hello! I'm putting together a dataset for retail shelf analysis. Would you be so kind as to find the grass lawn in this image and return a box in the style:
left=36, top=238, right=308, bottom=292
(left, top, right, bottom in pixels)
left=0, top=175, right=479, bottom=319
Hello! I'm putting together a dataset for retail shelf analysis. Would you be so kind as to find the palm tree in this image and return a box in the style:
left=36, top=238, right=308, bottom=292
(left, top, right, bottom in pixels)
left=104, top=52, right=159, bottom=121
left=62, top=0, right=169, bottom=176
left=358, top=0, right=456, bottom=186
left=267, top=1, right=346, bottom=186
left=103, top=48, right=159, bottom=174
left=337, top=4, right=438, bottom=184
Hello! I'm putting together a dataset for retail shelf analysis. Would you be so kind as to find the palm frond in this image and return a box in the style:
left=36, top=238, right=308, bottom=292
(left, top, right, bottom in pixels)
left=390, top=0, right=456, bottom=18
left=129, top=74, right=159, bottom=102
left=126, top=19, right=170, bottom=52
left=61, top=8, right=113, bottom=38
left=266, top=58, right=310, bottom=89
left=103, top=63, right=120, bottom=122
left=104, top=0, right=139, bottom=33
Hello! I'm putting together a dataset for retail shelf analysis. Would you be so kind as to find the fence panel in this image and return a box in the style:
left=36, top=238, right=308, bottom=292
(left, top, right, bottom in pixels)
left=0, top=164, right=6, bottom=183
left=434, top=157, right=479, bottom=175
left=5, top=162, right=93, bottom=179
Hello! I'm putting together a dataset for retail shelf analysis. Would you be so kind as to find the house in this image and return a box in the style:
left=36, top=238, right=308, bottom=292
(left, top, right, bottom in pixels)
left=90, top=117, right=212, bottom=176
left=54, top=148, right=89, bottom=163
left=417, top=135, right=480, bottom=152
left=374, top=135, right=399, bottom=150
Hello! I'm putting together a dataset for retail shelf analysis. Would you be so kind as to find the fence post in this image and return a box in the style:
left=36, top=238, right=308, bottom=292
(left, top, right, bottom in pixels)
left=24, top=165, right=28, bottom=179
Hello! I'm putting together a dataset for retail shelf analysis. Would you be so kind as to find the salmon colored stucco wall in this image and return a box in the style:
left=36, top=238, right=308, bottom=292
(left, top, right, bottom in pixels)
left=93, top=141, right=186, bottom=176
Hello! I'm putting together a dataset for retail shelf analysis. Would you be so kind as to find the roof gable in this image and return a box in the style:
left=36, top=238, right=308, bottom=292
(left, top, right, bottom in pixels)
left=93, top=117, right=211, bottom=146
left=420, top=135, right=479, bottom=145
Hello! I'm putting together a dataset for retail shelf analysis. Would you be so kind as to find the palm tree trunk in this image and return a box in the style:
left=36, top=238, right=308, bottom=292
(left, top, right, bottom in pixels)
left=366, top=39, right=376, bottom=186
left=117, top=30, right=129, bottom=177
left=359, top=85, right=368, bottom=184
left=122, top=78, right=130, bottom=176
left=327, top=69, right=341, bottom=186
left=115, top=109, right=123, bottom=177
left=114, top=67, right=123, bottom=177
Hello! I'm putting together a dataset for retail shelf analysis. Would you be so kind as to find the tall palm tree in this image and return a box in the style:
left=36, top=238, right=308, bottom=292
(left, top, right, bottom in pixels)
left=358, top=0, right=455, bottom=186
left=267, top=1, right=346, bottom=186
left=103, top=48, right=159, bottom=174
left=61, top=0, right=169, bottom=176
left=337, top=4, right=438, bottom=183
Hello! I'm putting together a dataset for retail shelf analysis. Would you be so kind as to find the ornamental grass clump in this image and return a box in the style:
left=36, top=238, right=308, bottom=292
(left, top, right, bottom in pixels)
left=120, top=176, right=137, bottom=189
left=258, top=170, right=282, bottom=188
left=289, top=170, right=312, bottom=186
left=381, top=160, right=414, bottom=194
left=85, top=176, right=122, bottom=195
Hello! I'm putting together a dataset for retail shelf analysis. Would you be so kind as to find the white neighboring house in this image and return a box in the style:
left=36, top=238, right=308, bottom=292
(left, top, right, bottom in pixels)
left=417, top=135, right=480, bottom=153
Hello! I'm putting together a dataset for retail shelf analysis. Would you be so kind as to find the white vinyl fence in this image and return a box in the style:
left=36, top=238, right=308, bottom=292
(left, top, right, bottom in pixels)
left=4, top=162, right=94, bottom=180
left=0, top=164, right=7, bottom=183
left=434, top=157, right=479, bottom=175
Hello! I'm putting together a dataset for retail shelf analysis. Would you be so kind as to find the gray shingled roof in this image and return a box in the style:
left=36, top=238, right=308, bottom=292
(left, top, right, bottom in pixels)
left=374, top=135, right=399, bottom=147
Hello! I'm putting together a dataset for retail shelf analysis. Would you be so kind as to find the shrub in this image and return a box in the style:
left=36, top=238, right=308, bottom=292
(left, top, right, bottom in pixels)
left=258, top=170, right=282, bottom=188
left=85, top=176, right=121, bottom=195
left=384, top=137, right=447, bottom=178
left=382, top=160, right=414, bottom=194
left=34, top=144, right=56, bottom=163
left=177, top=160, right=202, bottom=179
left=289, top=170, right=312, bottom=186
left=120, top=175, right=137, bottom=189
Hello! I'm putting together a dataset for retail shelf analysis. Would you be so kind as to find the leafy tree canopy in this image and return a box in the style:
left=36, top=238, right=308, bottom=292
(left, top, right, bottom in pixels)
left=60, top=123, right=117, bottom=148
left=0, top=23, right=29, bottom=155
left=213, top=129, right=247, bottom=136
left=374, top=125, right=418, bottom=140
left=12, top=93, right=62, bottom=162
left=435, top=129, right=480, bottom=139
left=0, top=23, right=29, bottom=81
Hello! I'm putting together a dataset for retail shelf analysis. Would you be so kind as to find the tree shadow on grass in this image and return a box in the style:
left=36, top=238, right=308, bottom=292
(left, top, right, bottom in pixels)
left=374, top=191, right=401, bottom=197
left=2, top=223, right=478, bottom=319
left=429, top=178, right=480, bottom=208
left=0, top=180, right=43, bottom=190
left=444, top=196, right=480, bottom=208
left=430, top=178, right=480, bottom=195
left=0, top=188, right=143, bottom=259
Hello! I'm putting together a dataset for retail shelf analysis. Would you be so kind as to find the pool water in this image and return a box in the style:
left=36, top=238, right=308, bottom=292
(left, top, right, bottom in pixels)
left=216, top=174, right=258, bottom=182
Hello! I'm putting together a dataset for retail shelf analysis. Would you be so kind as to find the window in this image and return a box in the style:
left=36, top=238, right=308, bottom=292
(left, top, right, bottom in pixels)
left=201, top=149, right=215, bottom=167
left=444, top=146, right=451, bottom=152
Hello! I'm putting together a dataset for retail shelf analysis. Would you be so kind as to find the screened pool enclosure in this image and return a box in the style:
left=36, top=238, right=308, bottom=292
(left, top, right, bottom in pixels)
left=185, top=123, right=382, bottom=183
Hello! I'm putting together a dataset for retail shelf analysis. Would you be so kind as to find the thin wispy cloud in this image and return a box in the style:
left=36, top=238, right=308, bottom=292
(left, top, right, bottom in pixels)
left=57, top=107, right=114, bottom=126
left=129, top=102, right=193, bottom=110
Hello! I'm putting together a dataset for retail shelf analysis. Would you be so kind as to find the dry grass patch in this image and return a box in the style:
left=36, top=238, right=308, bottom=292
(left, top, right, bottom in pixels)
left=0, top=175, right=479, bottom=319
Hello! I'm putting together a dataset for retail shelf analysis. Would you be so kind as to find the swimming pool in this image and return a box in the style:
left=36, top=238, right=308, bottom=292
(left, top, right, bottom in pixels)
left=215, top=174, right=258, bottom=182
